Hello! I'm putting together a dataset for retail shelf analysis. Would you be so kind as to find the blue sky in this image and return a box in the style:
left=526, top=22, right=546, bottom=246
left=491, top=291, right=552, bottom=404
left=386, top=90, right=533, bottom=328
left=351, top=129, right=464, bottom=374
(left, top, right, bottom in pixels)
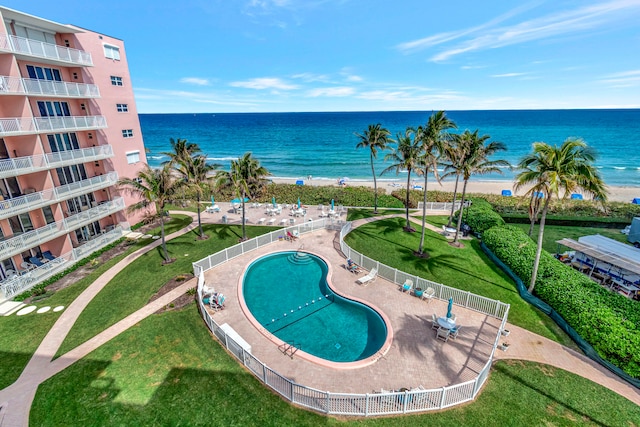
left=7, top=0, right=640, bottom=113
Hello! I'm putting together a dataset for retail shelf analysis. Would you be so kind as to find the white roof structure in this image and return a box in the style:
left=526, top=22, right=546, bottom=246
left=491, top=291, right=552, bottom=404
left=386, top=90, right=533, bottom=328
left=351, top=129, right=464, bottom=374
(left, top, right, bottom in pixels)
left=557, top=234, right=640, bottom=276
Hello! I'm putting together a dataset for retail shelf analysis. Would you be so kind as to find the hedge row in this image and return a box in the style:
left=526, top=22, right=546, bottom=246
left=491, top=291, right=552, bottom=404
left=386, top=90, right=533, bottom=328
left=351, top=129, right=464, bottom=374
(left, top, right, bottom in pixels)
left=461, top=198, right=505, bottom=234
left=483, top=225, right=640, bottom=379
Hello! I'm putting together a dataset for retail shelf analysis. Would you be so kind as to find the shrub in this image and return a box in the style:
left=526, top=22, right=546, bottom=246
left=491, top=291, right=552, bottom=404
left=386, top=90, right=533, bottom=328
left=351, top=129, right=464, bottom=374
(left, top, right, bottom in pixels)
left=483, top=225, right=640, bottom=379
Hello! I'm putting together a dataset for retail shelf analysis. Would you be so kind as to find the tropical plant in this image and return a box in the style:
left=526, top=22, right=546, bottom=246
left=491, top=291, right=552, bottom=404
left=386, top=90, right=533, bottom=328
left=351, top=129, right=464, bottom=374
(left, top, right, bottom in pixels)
left=452, top=130, right=509, bottom=245
left=355, top=124, right=393, bottom=214
left=175, top=154, right=218, bottom=239
left=161, top=137, right=201, bottom=165
left=382, top=128, right=422, bottom=232
left=441, top=136, right=465, bottom=228
left=514, top=138, right=608, bottom=292
left=117, top=164, right=181, bottom=263
left=416, top=111, right=456, bottom=256
left=216, top=153, right=271, bottom=240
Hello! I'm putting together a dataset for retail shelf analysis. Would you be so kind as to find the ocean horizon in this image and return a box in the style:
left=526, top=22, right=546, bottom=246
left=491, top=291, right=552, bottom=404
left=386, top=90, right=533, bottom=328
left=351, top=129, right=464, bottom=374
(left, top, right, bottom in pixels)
left=139, top=109, right=640, bottom=187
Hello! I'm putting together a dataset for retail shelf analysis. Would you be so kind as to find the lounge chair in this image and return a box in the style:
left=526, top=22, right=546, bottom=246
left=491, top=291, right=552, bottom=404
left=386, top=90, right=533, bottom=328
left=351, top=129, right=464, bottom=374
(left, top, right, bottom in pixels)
left=286, top=231, right=298, bottom=241
left=401, top=279, right=413, bottom=293
left=356, top=267, right=378, bottom=285
left=257, top=217, right=266, bottom=224
left=436, top=327, right=450, bottom=342
left=267, top=218, right=276, bottom=225
left=280, top=218, right=288, bottom=225
left=346, top=259, right=361, bottom=273
left=29, top=257, right=47, bottom=268
left=422, top=286, right=435, bottom=303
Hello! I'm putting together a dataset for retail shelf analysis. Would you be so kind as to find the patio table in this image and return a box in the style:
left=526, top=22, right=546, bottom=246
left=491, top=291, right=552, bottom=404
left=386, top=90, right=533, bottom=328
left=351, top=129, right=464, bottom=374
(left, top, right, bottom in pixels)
left=437, top=317, right=456, bottom=330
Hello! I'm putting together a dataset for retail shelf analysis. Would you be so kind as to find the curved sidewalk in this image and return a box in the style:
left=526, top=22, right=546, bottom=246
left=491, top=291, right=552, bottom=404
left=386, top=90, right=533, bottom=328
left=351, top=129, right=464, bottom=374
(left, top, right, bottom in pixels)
left=0, top=213, right=201, bottom=427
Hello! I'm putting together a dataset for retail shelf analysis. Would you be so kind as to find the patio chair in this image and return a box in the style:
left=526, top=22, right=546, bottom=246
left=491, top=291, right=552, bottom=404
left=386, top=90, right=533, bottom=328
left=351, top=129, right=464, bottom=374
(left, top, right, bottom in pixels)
left=21, top=261, right=35, bottom=271
left=436, top=327, right=450, bottom=342
left=450, top=325, right=462, bottom=340
left=29, top=257, right=48, bottom=268
left=210, top=293, right=226, bottom=312
left=431, top=313, right=439, bottom=330
left=422, top=286, right=435, bottom=303
left=448, top=313, right=457, bottom=322
left=356, top=267, right=378, bottom=286
left=401, top=279, right=413, bottom=293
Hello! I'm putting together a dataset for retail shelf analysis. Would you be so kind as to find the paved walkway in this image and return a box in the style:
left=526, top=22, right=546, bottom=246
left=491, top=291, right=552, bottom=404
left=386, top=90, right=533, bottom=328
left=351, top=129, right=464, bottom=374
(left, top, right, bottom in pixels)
left=0, top=206, right=637, bottom=426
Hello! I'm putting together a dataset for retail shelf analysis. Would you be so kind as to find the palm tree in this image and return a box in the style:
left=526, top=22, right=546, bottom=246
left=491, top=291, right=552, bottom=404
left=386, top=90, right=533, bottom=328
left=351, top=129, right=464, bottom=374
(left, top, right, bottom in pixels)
left=416, top=111, right=456, bottom=256
left=441, top=138, right=465, bottom=228
left=216, top=153, right=271, bottom=240
left=118, top=164, right=181, bottom=263
left=515, top=138, right=607, bottom=293
left=355, top=124, right=393, bottom=213
left=382, top=128, right=422, bottom=232
left=161, top=137, right=201, bottom=166
left=176, top=154, right=218, bottom=239
left=452, top=130, right=509, bottom=245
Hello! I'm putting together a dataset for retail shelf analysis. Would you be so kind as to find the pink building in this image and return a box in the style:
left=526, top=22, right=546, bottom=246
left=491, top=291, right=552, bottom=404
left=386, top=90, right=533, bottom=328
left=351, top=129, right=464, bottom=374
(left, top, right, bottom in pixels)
left=0, top=6, right=150, bottom=299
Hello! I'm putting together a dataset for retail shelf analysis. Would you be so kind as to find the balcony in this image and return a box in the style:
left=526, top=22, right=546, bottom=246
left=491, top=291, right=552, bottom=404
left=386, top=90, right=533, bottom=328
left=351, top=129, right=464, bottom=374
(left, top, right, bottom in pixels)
left=0, top=115, right=107, bottom=137
left=0, top=172, right=118, bottom=220
left=0, top=145, right=114, bottom=179
left=0, top=75, right=100, bottom=98
left=0, top=224, right=129, bottom=299
left=0, top=197, right=125, bottom=260
left=0, top=33, right=93, bottom=67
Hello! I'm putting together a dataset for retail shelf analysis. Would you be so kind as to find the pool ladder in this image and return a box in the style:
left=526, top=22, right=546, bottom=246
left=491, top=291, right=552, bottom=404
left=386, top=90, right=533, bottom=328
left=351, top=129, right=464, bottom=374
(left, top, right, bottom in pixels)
left=279, top=341, right=300, bottom=359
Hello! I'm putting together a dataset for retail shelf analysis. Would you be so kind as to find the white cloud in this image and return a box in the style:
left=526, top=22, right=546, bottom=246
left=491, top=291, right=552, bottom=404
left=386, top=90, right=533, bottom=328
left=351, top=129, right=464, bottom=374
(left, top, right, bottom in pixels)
left=229, top=77, right=299, bottom=90
left=180, top=77, right=210, bottom=86
left=397, top=0, right=640, bottom=62
left=306, top=86, right=355, bottom=97
left=346, top=75, right=363, bottom=82
left=600, top=69, right=640, bottom=87
left=291, top=72, right=331, bottom=82
left=491, top=72, right=528, bottom=78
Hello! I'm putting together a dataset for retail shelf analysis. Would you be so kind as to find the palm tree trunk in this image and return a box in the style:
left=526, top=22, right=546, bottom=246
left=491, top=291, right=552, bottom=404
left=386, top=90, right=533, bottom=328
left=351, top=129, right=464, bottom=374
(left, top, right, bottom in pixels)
left=404, top=171, right=412, bottom=231
left=447, top=173, right=460, bottom=227
left=418, top=172, right=429, bottom=254
left=453, top=179, right=468, bottom=244
left=527, top=192, right=538, bottom=237
left=371, top=152, right=378, bottom=214
left=196, top=193, right=204, bottom=238
left=241, top=190, right=247, bottom=240
left=160, top=210, right=169, bottom=261
left=529, top=196, right=550, bottom=293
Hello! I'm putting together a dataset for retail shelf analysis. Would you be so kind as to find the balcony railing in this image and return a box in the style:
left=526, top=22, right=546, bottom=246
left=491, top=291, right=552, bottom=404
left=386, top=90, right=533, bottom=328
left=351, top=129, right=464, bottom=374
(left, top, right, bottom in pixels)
left=0, top=75, right=100, bottom=98
left=0, top=197, right=125, bottom=260
left=0, top=225, right=129, bottom=299
left=0, top=33, right=93, bottom=67
left=0, top=115, right=107, bottom=137
left=0, top=172, right=118, bottom=220
left=0, top=145, right=114, bottom=179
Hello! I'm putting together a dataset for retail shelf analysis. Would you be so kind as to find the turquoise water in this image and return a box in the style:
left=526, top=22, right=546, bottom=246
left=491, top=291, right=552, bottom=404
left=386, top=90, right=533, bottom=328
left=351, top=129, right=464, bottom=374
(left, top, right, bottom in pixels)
left=242, top=251, right=387, bottom=362
left=139, top=110, right=640, bottom=187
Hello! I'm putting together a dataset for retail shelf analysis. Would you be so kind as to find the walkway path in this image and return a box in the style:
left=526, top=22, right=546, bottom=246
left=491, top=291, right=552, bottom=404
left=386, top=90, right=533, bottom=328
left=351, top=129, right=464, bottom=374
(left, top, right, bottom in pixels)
left=0, top=208, right=637, bottom=427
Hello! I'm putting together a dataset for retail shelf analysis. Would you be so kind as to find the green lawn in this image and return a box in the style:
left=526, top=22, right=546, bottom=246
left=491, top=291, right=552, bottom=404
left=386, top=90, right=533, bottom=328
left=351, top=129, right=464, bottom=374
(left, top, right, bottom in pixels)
left=30, top=306, right=640, bottom=426
left=508, top=223, right=630, bottom=253
left=344, top=216, right=574, bottom=346
left=57, top=219, right=275, bottom=356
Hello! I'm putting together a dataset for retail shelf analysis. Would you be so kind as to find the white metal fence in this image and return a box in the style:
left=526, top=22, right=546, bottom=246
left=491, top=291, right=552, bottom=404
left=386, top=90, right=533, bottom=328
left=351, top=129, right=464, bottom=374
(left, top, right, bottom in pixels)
left=192, top=218, right=510, bottom=416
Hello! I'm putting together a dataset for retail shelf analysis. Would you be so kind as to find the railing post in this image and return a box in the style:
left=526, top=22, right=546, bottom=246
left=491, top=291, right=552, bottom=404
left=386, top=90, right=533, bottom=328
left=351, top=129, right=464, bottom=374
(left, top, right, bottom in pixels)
left=439, top=386, right=447, bottom=408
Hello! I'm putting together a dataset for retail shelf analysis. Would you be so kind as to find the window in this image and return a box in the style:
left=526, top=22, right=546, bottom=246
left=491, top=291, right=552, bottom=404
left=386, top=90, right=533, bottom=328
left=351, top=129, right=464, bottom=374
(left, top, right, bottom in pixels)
left=103, top=44, right=120, bottom=60
left=26, top=65, right=62, bottom=81
left=126, top=151, right=140, bottom=164
left=122, top=129, right=133, bottom=138
left=37, top=101, right=71, bottom=117
left=110, top=76, right=123, bottom=86
left=116, top=104, right=128, bottom=112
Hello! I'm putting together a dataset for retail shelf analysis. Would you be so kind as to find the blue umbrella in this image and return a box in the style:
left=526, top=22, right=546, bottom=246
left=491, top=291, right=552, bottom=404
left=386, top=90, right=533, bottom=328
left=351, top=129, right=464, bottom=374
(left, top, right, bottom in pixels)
left=297, top=197, right=301, bottom=209
left=272, top=196, right=276, bottom=208
left=231, top=197, right=250, bottom=204
left=446, top=297, right=453, bottom=319
left=331, top=199, right=335, bottom=211
left=211, top=195, right=215, bottom=205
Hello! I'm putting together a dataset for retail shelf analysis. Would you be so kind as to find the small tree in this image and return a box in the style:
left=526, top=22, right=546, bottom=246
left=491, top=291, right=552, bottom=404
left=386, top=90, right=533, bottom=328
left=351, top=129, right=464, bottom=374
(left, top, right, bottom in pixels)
left=118, top=164, right=181, bottom=263
left=176, top=154, right=218, bottom=239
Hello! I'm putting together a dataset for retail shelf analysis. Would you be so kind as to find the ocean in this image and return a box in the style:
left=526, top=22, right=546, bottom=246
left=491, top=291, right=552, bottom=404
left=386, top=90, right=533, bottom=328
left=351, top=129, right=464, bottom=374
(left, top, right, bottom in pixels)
left=139, top=110, right=640, bottom=187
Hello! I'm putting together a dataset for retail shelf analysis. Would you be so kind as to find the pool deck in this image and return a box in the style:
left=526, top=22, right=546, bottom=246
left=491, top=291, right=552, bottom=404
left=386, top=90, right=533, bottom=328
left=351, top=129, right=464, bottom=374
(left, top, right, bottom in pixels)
left=203, top=222, right=501, bottom=394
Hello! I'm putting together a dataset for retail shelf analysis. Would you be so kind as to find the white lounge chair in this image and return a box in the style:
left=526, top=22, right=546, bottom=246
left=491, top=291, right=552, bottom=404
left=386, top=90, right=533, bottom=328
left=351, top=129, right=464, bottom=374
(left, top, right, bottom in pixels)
left=356, top=267, right=378, bottom=285
left=280, top=218, right=288, bottom=225
left=401, top=279, right=413, bottom=293
left=267, top=218, right=276, bottom=225
left=257, top=217, right=266, bottom=224
left=422, top=286, right=435, bottom=303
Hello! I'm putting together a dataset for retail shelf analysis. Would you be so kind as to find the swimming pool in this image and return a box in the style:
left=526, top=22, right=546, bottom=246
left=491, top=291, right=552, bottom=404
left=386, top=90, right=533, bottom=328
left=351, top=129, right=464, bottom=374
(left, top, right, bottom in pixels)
left=242, top=251, right=388, bottom=363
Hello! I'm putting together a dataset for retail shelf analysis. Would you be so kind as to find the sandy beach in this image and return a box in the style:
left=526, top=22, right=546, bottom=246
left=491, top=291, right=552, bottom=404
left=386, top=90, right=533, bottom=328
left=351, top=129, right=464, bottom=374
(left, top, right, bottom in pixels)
left=271, top=177, right=640, bottom=203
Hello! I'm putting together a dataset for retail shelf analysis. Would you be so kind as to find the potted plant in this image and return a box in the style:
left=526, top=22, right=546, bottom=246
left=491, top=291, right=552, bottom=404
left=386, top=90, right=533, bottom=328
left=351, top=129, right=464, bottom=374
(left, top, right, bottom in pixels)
left=414, top=287, right=424, bottom=298
left=499, top=342, right=510, bottom=351
left=501, top=329, right=510, bottom=337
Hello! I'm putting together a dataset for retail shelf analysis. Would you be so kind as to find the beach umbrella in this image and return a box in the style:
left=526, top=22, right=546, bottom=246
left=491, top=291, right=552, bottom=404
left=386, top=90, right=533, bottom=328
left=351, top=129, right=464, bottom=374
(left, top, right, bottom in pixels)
left=211, top=195, right=215, bottom=205
left=331, top=199, right=335, bottom=211
left=272, top=196, right=276, bottom=208
left=231, top=197, right=250, bottom=204
left=297, top=197, right=301, bottom=209
left=446, top=297, right=453, bottom=319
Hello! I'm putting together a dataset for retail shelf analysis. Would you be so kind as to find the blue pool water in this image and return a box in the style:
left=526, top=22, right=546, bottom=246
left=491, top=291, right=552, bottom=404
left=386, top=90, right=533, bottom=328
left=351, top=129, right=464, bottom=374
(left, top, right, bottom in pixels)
left=242, top=251, right=387, bottom=363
